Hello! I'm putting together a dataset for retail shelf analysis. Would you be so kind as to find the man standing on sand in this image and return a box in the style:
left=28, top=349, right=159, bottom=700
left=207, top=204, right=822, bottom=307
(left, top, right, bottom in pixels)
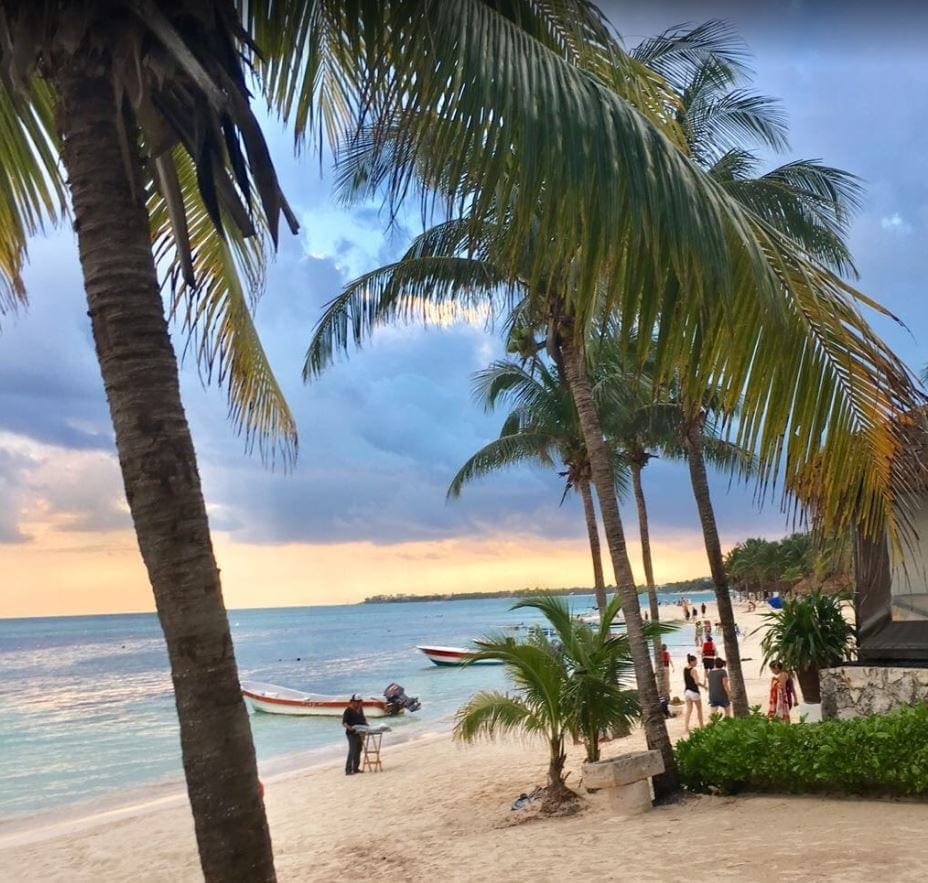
left=342, top=694, right=367, bottom=775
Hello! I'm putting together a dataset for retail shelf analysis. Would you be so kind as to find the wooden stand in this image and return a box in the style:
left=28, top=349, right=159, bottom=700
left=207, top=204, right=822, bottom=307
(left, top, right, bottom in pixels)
left=361, top=732, right=383, bottom=772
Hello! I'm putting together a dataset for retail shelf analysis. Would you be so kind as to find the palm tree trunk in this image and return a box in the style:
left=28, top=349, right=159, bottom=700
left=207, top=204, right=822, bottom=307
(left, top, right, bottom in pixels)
left=557, top=331, right=678, bottom=799
left=683, top=419, right=749, bottom=717
left=55, top=67, right=275, bottom=881
left=578, top=477, right=607, bottom=611
left=631, top=455, right=662, bottom=673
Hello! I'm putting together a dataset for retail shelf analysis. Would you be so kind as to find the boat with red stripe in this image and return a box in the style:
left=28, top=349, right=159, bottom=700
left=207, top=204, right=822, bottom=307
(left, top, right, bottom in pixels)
left=416, top=645, right=503, bottom=667
left=241, top=681, right=420, bottom=716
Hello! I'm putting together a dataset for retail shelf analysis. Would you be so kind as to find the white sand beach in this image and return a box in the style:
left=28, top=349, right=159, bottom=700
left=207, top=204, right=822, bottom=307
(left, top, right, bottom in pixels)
left=3, top=603, right=927, bottom=882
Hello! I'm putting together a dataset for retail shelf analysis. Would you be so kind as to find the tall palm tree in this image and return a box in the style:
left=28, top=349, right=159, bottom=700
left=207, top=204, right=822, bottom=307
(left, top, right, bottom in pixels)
left=448, top=358, right=629, bottom=612
left=677, top=404, right=754, bottom=714
left=588, top=338, right=679, bottom=644
left=633, top=26, right=874, bottom=717
left=304, top=21, right=919, bottom=799
left=0, top=7, right=304, bottom=878
left=3, top=2, right=775, bottom=874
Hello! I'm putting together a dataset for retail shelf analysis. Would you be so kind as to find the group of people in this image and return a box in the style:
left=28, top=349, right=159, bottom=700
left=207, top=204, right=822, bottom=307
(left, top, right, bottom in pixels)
left=679, top=600, right=707, bottom=622
left=660, top=608, right=798, bottom=733
left=680, top=621, right=732, bottom=732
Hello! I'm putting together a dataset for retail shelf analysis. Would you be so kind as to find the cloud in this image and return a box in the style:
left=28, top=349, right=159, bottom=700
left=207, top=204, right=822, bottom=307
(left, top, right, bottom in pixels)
left=0, top=432, right=130, bottom=541
left=880, top=213, right=913, bottom=234
left=5, top=24, right=928, bottom=617
left=300, top=204, right=386, bottom=278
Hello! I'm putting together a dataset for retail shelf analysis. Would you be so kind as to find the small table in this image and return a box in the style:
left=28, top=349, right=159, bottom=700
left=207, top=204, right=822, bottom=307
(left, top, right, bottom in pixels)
left=361, top=732, right=384, bottom=772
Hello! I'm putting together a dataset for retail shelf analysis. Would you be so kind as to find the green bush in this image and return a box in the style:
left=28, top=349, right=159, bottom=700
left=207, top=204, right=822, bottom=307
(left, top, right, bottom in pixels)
left=675, top=705, right=928, bottom=797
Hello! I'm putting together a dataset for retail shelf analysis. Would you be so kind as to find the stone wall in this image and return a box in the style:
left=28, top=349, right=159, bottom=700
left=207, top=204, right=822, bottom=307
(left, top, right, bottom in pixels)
left=820, top=666, right=928, bottom=719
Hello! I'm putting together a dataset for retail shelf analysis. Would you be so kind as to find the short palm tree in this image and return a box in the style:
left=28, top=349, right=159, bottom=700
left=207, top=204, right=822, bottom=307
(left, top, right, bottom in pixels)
left=454, top=594, right=641, bottom=810
left=448, top=357, right=629, bottom=612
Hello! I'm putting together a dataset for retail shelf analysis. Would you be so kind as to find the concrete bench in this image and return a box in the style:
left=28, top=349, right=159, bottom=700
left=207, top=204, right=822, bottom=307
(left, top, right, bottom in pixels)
left=581, top=749, right=664, bottom=816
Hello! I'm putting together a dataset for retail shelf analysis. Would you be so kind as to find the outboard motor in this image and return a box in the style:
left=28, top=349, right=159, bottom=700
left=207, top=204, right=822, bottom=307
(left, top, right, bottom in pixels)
left=383, top=682, right=421, bottom=715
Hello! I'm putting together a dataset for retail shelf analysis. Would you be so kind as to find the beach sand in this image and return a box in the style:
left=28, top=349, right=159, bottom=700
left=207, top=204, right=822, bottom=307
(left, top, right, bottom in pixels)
left=3, top=603, right=926, bottom=882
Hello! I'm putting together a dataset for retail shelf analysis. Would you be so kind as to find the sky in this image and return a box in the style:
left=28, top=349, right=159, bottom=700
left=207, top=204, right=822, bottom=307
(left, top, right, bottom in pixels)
left=2, top=1, right=927, bottom=617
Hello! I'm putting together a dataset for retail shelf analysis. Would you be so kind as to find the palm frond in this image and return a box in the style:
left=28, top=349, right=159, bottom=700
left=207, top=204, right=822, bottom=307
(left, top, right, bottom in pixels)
left=151, top=148, right=297, bottom=466
left=472, top=360, right=552, bottom=413
left=512, top=593, right=578, bottom=647
left=721, top=159, right=863, bottom=276
left=447, top=432, right=557, bottom=499
left=304, top=255, right=520, bottom=379
left=453, top=691, right=544, bottom=742
left=471, top=636, right=569, bottom=717
left=688, top=85, right=789, bottom=161
left=630, top=19, right=752, bottom=91
left=0, top=78, right=64, bottom=311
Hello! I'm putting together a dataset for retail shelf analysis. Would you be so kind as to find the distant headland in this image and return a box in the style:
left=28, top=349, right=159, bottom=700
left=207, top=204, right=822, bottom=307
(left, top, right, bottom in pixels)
left=360, top=577, right=713, bottom=604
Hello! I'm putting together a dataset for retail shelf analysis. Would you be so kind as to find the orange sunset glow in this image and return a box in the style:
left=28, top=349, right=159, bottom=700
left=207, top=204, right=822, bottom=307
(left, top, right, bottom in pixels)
left=1, top=521, right=712, bottom=618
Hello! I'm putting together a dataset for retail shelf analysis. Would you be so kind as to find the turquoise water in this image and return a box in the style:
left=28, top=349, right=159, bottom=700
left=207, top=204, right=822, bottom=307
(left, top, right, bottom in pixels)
left=0, top=592, right=710, bottom=819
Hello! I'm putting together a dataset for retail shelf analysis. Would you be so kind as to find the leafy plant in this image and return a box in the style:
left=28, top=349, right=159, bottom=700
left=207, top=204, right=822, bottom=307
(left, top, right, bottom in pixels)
left=675, top=706, right=928, bottom=797
left=453, top=594, right=665, bottom=809
left=757, top=591, right=856, bottom=702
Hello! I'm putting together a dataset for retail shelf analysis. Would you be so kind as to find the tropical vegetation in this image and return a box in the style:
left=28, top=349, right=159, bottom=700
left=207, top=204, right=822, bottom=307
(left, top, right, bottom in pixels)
left=758, top=591, right=856, bottom=703
left=3, top=3, right=921, bottom=872
left=447, top=357, right=629, bottom=612
left=8, top=1, right=837, bottom=875
left=453, top=594, right=648, bottom=810
left=676, top=706, right=928, bottom=797
left=306, top=18, right=920, bottom=798
left=726, top=533, right=853, bottom=595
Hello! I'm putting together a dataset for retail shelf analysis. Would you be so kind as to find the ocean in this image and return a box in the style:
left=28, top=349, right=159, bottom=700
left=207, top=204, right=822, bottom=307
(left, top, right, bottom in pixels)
left=0, top=592, right=712, bottom=820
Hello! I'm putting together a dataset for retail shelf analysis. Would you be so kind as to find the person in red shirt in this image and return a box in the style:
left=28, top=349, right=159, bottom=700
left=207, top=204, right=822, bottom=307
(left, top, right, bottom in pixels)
left=701, top=635, right=716, bottom=674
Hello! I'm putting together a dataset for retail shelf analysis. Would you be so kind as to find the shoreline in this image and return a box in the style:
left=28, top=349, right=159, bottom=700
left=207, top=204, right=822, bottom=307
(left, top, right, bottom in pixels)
left=0, top=723, right=453, bottom=850
left=0, top=599, right=723, bottom=845
left=9, top=601, right=923, bottom=882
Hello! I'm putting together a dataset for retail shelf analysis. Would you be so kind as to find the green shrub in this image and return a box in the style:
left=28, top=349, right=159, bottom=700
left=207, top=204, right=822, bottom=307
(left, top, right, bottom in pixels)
left=675, top=705, right=928, bottom=797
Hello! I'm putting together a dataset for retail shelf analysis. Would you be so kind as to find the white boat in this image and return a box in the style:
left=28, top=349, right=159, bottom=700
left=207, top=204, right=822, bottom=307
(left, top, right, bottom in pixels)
left=416, top=645, right=503, bottom=667
left=241, top=681, right=408, bottom=717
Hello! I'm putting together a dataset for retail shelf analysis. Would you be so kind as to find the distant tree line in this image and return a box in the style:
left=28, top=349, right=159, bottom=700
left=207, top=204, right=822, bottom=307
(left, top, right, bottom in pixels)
left=361, top=578, right=714, bottom=604
left=725, top=532, right=852, bottom=596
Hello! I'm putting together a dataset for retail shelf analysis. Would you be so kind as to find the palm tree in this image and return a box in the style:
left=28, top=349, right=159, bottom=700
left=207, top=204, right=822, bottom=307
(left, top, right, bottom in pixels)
left=587, top=338, right=680, bottom=650
left=448, top=357, right=629, bottom=612
left=633, top=27, right=876, bottom=717
left=454, top=594, right=641, bottom=810
left=305, top=21, right=919, bottom=800
left=676, top=404, right=754, bottom=715
left=0, top=7, right=305, bottom=878
left=4, top=2, right=771, bottom=874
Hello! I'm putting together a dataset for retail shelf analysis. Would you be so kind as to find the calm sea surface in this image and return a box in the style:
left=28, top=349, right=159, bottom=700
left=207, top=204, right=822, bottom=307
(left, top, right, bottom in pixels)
left=0, top=592, right=710, bottom=819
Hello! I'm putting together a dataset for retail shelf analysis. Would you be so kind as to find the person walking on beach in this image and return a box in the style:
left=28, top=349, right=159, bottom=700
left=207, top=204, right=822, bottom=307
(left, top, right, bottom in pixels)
left=707, top=657, right=732, bottom=717
left=683, top=654, right=705, bottom=734
left=660, top=644, right=674, bottom=699
left=694, top=618, right=703, bottom=646
left=684, top=605, right=691, bottom=622
left=701, top=634, right=717, bottom=674
left=767, top=662, right=795, bottom=722
left=701, top=602, right=706, bottom=616
left=342, top=694, right=367, bottom=775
